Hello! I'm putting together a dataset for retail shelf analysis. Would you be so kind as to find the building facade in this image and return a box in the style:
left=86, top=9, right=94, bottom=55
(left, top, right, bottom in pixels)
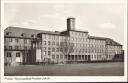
left=4, top=17, right=124, bottom=65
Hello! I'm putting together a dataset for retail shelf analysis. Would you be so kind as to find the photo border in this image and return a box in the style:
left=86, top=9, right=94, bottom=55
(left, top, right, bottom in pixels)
left=1, top=0, right=127, bottom=82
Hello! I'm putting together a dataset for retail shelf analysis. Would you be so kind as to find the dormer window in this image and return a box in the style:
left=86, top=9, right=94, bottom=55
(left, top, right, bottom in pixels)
left=6, top=32, right=11, bottom=36
left=21, top=33, right=26, bottom=37
left=6, top=32, right=9, bottom=35
left=31, top=34, right=36, bottom=38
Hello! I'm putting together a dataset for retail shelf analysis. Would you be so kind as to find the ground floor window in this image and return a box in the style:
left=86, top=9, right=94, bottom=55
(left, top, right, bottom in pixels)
left=16, top=53, right=20, bottom=57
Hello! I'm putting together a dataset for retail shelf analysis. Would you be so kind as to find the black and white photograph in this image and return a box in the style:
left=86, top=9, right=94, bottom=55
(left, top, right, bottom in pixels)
left=1, top=0, right=127, bottom=82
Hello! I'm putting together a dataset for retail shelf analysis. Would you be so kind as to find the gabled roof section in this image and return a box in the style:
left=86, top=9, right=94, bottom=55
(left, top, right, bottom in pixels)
left=4, top=26, right=61, bottom=38
left=88, top=36, right=122, bottom=46
left=105, top=38, right=122, bottom=46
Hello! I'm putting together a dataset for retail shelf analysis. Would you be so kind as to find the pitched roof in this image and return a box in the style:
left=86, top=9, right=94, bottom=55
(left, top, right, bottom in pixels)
left=4, top=26, right=61, bottom=38
left=88, top=36, right=107, bottom=40
left=105, top=38, right=122, bottom=46
left=88, top=36, right=122, bottom=46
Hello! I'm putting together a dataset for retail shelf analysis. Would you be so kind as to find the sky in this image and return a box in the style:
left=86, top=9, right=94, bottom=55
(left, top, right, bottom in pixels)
left=4, top=2, right=125, bottom=45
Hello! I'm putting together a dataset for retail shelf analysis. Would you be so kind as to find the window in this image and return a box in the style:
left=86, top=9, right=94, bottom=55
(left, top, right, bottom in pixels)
left=48, top=41, right=51, bottom=45
left=15, top=38, right=19, bottom=43
left=56, top=36, right=59, bottom=40
left=60, top=42, right=63, bottom=46
left=52, top=55, right=55, bottom=59
left=82, top=49, right=84, bottom=53
left=6, top=32, right=9, bottom=35
left=91, top=55, right=93, bottom=58
left=53, top=36, right=55, bottom=40
left=57, top=55, right=59, bottom=59
left=44, top=41, right=46, bottom=45
left=72, top=38, right=74, bottom=41
left=9, top=38, right=12, bottom=42
left=94, top=55, right=97, bottom=59
left=44, top=34, right=46, bottom=39
left=52, top=41, right=55, bottom=45
left=60, top=55, right=63, bottom=59
left=48, top=47, right=51, bottom=50
left=79, top=44, right=81, bottom=47
left=48, top=51, right=51, bottom=55
left=56, top=42, right=59, bottom=46
left=75, top=32, right=77, bottom=35
left=49, top=35, right=51, bottom=39
left=15, top=46, right=19, bottom=50
left=78, top=55, right=81, bottom=59
left=56, top=48, right=59, bottom=52
left=24, top=46, right=27, bottom=50
left=79, top=33, right=80, bottom=36
left=52, top=47, right=55, bottom=52
left=7, top=52, right=11, bottom=57
left=16, top=53, right=20, bottom=57
left=44, top=51, right=46, bottom=55
left=24, top=39, right=27, bottom=44
left=60, top=48, right=63, bottom=52
left=9, top=46, right=12, bottom=50
left=75, top=38, right=77, bottom=41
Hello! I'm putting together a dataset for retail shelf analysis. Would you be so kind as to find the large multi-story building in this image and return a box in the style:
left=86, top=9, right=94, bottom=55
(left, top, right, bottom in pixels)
left=4, top=17, right=124, bottom=65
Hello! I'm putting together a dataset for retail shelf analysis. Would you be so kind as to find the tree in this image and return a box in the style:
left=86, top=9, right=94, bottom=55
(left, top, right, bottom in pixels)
left=59, top=36, right=74, bottom=63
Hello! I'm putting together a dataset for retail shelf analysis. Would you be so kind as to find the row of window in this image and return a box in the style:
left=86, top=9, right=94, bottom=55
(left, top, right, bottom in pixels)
left=6, top=52, right=20, bottom=57
left=52, top=55, right=112, bottom=60
left=52, top=55, right=90, bottom=60
left=107, top=51, right=122, bottom=54
left=52, top=54, right=64, bottom=59
left=70, top=31, right=88, bottom=37
left=5, top=38, right=29, bottom=44
left=5, top=38, right=120, bottom=48
left=44, top=47, right=106, bottom=52
left=67, top=55, right=90, bottom=60
left=43, top=41, right=105, bottom=47
left=107, top=46, right=122, bottom=49
left=5, top=46, right=29, bottom=50
left=43, top=49, right=106, bottom=56
left=42, top=36, right=105, bottom=43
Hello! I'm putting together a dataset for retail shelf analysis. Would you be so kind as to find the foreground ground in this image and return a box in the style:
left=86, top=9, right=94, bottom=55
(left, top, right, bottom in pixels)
left=4, top=62, right=124, bottom=76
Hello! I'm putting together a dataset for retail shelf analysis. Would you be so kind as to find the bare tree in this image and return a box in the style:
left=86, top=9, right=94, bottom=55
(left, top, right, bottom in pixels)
left=59, top=36, right=74, bottom=63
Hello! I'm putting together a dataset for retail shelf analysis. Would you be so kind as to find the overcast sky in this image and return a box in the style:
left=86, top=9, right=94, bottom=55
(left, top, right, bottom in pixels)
left=4, top=2, right=125, bottom=45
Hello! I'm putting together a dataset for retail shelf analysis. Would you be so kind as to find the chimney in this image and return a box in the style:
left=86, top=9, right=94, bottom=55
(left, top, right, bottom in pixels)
left=67, top=17, right=75, bottom=31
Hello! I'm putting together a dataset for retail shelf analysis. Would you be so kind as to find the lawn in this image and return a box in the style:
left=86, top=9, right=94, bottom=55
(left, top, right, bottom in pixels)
left=4, top=62, right=124, bottom=76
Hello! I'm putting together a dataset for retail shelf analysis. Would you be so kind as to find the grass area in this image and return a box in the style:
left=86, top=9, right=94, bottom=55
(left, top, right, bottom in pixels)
left=4, top=62, right=124, bottom=76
